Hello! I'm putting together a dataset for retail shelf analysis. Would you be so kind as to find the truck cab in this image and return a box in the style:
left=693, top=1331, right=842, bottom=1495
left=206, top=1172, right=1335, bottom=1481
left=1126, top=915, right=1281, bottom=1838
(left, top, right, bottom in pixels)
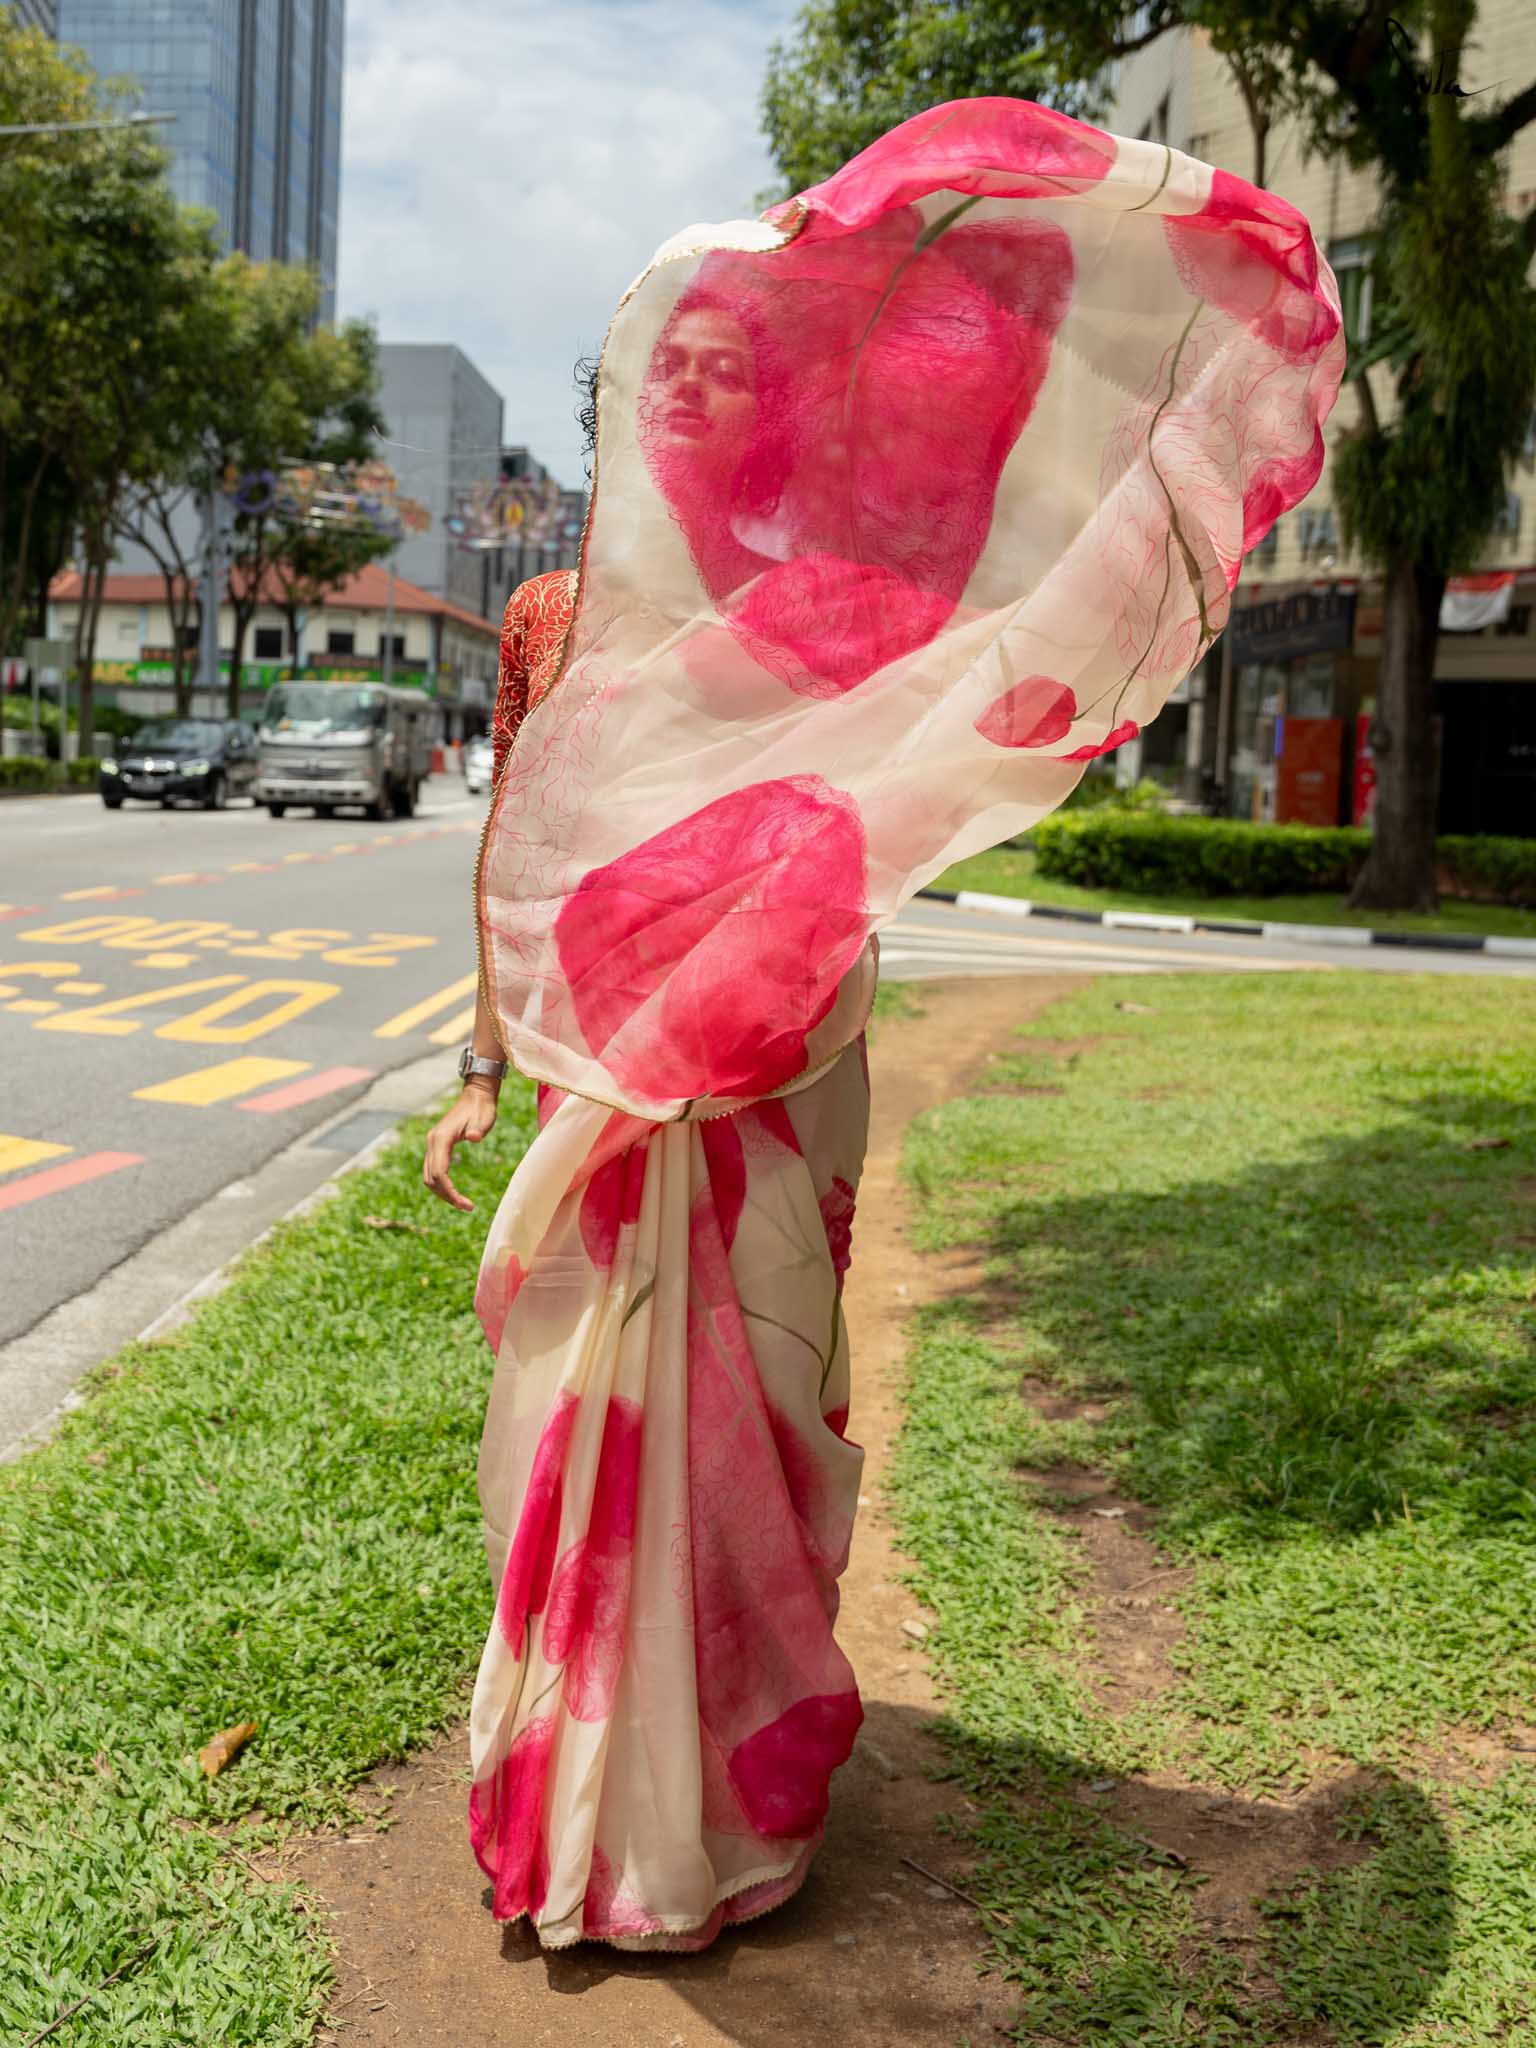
left=255, top=682, right=433, bottom=820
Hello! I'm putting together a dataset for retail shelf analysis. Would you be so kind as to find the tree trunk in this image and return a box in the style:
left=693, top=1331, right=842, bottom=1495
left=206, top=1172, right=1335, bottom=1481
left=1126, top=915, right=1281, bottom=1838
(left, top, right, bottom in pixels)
left=1347, top=551, right=1446, bottom=911
left=75, top=544, right=109, bottom=757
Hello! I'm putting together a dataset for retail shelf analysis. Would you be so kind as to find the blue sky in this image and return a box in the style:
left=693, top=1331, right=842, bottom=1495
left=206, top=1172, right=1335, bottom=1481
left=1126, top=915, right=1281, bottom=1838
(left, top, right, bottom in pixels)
left=337, top=0, right=798, bottom=489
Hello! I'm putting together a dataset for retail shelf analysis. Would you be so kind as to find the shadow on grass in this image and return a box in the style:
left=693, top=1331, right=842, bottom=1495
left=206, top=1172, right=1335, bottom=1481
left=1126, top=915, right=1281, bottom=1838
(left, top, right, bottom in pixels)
left=493, top=1698, right=1455, bottom=2048
left=959, top=1083, right=1536, bottom=1539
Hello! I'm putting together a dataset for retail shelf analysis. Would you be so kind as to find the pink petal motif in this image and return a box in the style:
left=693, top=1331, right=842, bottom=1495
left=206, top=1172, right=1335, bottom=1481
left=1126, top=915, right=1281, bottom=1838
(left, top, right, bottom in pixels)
left=822, top=1404, right=851, bottom=1441
left=725, top=557, right=957, bottom=699
left=474, top=1251, right=527, bottom=1356
left=650, top=206, right=1075, bottom=695
left=543, top=1396, right=644, bottom=1721
left=798, top=95, right=1115, bottom=220
left=819, top=1176, right=858, bottom=1294
left=749, top=1097, right=803, bottom=1155
left=1165, top=168, right=1341, bottom=367
left=468, top=1713, right=555, bottom=1921
left=727, top=1690, right=864, bottom=1838
left=975, top=675, right=1077, bottom=749
left=1062, top=720, right=1140, bottom=762
left=700, top=1118, right=747, bottom=1253
left=496, top=1391, right=580, bottom=1651
left=554, top=777, right=869, bottom=1104
left=583, top=1843, right=664, bottom=1939
left=577, top=1142, right=647, bottom=1269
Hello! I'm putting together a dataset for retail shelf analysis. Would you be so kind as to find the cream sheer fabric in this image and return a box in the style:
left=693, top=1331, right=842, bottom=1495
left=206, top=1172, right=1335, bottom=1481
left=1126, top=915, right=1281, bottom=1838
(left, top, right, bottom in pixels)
left=468, top=97, right=1344, bottom=1950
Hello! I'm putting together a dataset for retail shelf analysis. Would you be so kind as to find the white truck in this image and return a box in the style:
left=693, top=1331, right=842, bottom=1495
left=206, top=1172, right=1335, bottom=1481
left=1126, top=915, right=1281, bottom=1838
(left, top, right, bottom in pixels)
left=255, top=681, right=434, bottom=821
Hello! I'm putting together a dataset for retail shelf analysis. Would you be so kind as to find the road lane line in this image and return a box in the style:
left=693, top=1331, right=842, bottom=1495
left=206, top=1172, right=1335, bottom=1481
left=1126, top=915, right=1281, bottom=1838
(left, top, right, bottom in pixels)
left=36, top=973, right=243, bottom=1037
left=155, top=872, right=202, bottom=884
left=228, top=862, right=278, bottom=874
left=374, top=972, right=479, bottom=1039
left=61, top=885, right=146, bottom=902
left=7, top=998, right=61, bottom=1013
left=54, top=981, right=105, bottom=995
left=237, top=1065, right=375, bottom=1114
left=135, top=1056, right=311, bottom=1106
left=428, top=1004, right=478, bottom=1046
left=0, top=1135, right=70, bottom=1175
left=0, top=906, right=41, bottom=921
left=885, top=922, right=1315, bottom=972
left=0, top=1150, right=144, bottom=1212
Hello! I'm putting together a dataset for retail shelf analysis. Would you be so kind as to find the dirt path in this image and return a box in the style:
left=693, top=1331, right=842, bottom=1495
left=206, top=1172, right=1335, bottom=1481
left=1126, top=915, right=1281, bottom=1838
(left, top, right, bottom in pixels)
left=293, top=975, right=1086, bottom=2048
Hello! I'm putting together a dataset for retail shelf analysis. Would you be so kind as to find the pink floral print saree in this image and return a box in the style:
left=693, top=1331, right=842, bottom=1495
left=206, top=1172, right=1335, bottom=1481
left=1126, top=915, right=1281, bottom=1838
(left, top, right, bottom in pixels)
left=469, top=97, right=1344, bottom=1949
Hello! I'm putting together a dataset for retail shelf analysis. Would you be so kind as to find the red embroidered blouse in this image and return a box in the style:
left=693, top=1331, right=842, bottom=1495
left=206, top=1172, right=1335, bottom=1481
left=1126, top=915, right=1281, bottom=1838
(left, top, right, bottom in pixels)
left=490, top=570, right=578, bottom=783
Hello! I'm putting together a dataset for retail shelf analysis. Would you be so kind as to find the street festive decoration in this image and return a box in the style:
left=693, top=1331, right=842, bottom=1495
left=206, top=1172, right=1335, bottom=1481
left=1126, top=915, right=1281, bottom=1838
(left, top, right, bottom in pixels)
left=466, top=98, right=1346, bottom=1952
left=444, top=471, right=570, bottom=552
left=228, top=460, right=430, bottom=541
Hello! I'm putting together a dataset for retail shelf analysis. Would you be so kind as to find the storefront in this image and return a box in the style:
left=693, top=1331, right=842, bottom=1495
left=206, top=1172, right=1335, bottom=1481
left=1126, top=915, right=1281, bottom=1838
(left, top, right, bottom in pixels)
left=1203, top=570, right=1536, bottom=834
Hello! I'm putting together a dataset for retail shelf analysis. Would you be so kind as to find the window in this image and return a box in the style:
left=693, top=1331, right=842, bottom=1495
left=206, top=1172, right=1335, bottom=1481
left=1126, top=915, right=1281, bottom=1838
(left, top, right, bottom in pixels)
left=1492, top=491, right=1522, bottom=543
left=326, top=629, right=354, bottom=654
left=1252, top=519, right=1281, bottom=566
left=253, top=626, right=285, bottom=659
left=1327, top=236, right=1374, bottom=348
left=380, top=633, right=406, bottom=660
left=1298, top=504, right=1339, bottom=562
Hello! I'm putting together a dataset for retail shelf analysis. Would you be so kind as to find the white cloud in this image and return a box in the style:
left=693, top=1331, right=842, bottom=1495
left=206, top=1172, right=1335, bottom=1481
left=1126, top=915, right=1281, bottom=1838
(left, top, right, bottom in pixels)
left=337, top=0, right=797, bottom=489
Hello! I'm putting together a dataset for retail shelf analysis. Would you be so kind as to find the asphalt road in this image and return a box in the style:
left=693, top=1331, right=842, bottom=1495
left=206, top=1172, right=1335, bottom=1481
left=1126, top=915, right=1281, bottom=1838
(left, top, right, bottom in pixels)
left=2, top=785, right=1529, bottom=1360
left=0, top=781, right=490, bottom=1350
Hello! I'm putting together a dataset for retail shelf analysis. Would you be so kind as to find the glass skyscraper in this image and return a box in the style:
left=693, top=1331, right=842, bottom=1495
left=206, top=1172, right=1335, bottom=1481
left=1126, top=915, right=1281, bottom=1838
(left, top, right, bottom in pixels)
left=54, top=0, right=343, bottom=321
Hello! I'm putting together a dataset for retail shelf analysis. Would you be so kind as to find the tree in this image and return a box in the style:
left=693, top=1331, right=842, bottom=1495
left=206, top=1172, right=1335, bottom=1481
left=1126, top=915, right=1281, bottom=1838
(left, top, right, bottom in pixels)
left=0, top=12, right=227, bottom=748
left=761, top=0, right=1536, bottom=907
left=217, top=301, right=386, bottom=716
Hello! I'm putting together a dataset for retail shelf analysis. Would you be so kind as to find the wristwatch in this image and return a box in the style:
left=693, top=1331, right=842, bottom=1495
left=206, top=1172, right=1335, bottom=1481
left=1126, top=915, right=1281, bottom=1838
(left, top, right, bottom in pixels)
left=458, top=1045, right=507, bottom=1083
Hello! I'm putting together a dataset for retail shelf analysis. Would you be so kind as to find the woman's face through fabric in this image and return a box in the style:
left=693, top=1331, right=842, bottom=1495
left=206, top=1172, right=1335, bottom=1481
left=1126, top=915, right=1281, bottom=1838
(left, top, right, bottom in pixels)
left=641, top=307, right=759, bottom=490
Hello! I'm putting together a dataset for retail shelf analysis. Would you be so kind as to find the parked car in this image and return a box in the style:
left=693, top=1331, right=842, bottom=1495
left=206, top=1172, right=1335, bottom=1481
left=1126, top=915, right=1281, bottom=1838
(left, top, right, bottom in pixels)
left=255, top=681, right=433, bottom=820
left=100, top=719, right=260, bottom=809
left=463, top=734, right=495, bottom=795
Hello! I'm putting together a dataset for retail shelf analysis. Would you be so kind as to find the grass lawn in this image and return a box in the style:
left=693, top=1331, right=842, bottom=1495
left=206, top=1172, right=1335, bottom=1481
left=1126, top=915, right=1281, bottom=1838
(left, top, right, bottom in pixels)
left=0, top=981, right=922, bottom=2046
left=936, top=842, right=1536, bottom=941
left=891, top=971, right=1536, bottom=2045
left=0, top=1076, right=540, bottom=2047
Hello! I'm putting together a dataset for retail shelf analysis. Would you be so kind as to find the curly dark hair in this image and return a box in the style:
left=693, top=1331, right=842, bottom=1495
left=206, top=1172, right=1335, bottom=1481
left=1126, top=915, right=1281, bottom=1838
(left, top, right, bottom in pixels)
left=574, top=352, right=600, bottom=480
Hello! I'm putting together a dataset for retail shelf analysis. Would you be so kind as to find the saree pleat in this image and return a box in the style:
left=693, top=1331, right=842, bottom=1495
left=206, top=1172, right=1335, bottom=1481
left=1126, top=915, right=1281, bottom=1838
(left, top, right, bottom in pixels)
left=470, top=1037, right=870, bottom=1948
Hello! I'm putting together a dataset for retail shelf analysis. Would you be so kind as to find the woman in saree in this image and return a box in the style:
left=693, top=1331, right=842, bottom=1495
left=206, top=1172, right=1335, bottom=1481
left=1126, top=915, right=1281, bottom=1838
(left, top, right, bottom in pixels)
left=422, top=96, right=1344, bottom=1951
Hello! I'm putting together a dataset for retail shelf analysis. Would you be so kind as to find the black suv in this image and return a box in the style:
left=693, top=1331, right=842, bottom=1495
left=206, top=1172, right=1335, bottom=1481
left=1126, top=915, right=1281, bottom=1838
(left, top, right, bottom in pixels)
left=101, top=719, right=260, bottom=809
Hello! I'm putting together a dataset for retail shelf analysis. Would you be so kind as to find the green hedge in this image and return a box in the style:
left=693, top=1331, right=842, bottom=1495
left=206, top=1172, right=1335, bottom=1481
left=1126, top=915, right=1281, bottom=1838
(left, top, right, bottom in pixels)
left=1032, top=813, right=1368, bottom=896
left=0, top=754, right=100, bottom=792
left=1032, top=813, right=1536, bottom=905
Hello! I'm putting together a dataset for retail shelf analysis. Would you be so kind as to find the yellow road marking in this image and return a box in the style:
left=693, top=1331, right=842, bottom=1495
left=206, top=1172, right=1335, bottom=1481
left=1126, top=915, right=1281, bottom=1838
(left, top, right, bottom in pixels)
left=62, top=886, right=121, bottom=901
left=228, top=862, right=269, bottom=874
left=137, top=953, right=197, bottom=968
left=55, top=981, right=105, bottom=995
left=0, top=1134, right=70, bottom=1174
left=158, top=977, right=340, bottom=1044
left=332, top=842, right=358, bottom=853
left=428, top=1004, right=478, bottom=1046
left=7, top=998, right=59, bottom=1014
left=135, top=1055, right=311, bottom=1105
left=38, top=974, right=242, bottom=1037
left=155, top=872, right=200, bottom=884
left=375, top=972, right=479, bottom=1039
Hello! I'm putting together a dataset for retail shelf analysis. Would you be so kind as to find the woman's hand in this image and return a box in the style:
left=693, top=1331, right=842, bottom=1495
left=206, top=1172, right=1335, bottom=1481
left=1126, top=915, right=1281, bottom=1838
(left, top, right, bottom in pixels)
left=422, top=1081, right=499, bottom=1212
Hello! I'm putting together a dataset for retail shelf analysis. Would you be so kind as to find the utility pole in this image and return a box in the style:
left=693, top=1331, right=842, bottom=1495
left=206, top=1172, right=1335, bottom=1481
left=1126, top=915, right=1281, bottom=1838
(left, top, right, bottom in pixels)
left=382, top=550, right=396, bottom=687
left=197, top=475, right=226, bottom=710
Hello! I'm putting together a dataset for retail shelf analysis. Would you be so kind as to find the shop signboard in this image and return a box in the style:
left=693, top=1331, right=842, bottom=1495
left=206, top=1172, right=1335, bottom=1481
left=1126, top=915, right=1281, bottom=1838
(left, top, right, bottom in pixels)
left=1229, top=585, right=1356, bottom=664
left=1274, top=716, right=1343, bottom=827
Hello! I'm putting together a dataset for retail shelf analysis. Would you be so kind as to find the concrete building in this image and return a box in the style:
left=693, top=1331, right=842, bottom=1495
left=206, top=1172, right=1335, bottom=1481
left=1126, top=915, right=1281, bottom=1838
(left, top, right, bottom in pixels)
left=1103, top=6, right=1536, bottom=832
left=54, top=0, right=343, bottom=319
left=375, top=345, right=506, bottom=622
left=47, top=562, right=500, bottom=728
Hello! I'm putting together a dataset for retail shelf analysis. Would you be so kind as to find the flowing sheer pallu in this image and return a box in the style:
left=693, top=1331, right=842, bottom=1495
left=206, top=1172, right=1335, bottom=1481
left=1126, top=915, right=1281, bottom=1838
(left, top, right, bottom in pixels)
left=470, top=97, right=1345, bottom=1949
